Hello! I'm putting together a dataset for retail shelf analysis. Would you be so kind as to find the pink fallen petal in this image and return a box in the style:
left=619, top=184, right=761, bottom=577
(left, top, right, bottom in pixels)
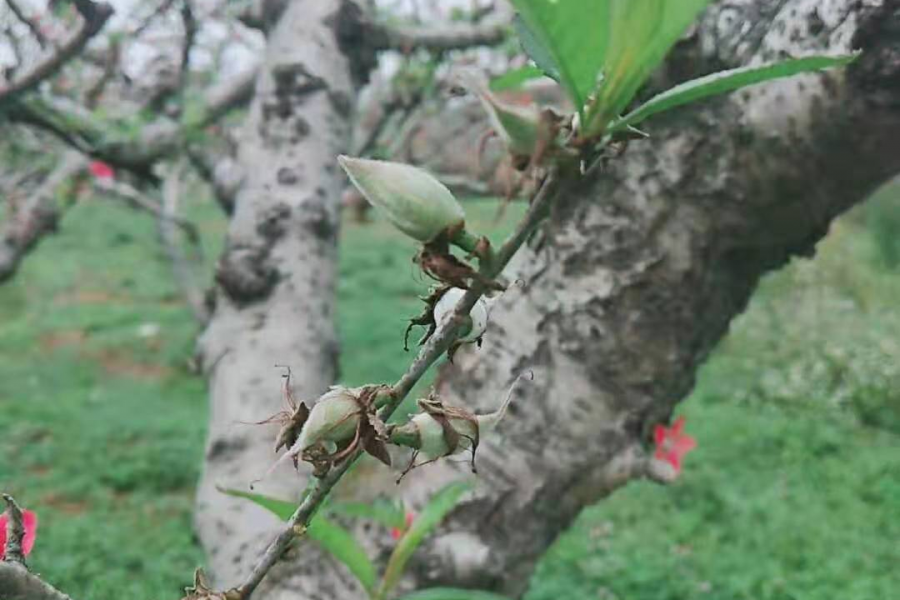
left=0, top=509, right=38, bottom=559
left=89, top=161, right=115, bottom=180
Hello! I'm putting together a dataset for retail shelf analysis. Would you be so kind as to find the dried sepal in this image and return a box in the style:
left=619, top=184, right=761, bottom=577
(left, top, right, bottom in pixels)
left=181, top=568, right=242, bottom=600
left=338, top=156, right=465, bottom=243
left=391, top=373, right=529, bottom=478
left=415, top=231, right=503, bottom=292
left=403, top=285, right=451, bottom=351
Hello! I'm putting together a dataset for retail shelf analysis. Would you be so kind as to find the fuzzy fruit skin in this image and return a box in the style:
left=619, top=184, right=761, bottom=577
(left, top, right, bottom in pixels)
left=433, top=287, right=491, bottom=341
left=293, top=387, right=362, bottom=454
left=338, top=156, right=465, bottom=243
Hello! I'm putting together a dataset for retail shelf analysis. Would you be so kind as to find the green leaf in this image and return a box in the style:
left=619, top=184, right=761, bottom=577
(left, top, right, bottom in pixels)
left=218, top=488, right=377, bottom=594
left=327, top=498, right=407, bottom=530
left=308, top=516, right=379, bottom=595
left=512, top=15, right=561, bottom=83
left=394, top=588, right=512, bottom=600
left=611, top=53, right=861, bottom=132
left=218, top=487, right=297, bottom=520
left=376, top=482, right=473, bottom=599
left=586, top=0, right=712, bottom=133
left=511, top=0, right=610, bottom=116
left=489, top=65, right=546, bottom=92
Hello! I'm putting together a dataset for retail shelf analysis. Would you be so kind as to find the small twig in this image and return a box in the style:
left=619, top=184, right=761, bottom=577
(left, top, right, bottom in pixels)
left=160, top=162, right=210, bottom=325
left=97, top=179, right=201, bottom=246
left=0, top=1, right=113, bottom=103
left=236, top=169, right=564, bottom=600
left=2, top=494, right=26, bottom=564
left=4, top=0, right=48, bottom=49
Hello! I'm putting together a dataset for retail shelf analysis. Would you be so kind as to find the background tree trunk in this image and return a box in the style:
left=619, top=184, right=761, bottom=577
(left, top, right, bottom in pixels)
left=193, top=1, right=369, bottom=597
left=192, top=1, right=900, bottom=599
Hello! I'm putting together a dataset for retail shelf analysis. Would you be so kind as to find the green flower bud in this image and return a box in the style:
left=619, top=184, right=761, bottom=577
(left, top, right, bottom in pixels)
left=455, top=70, right=540, bottom=157
left=338, top=156, right=465, bottom=243
left=391, top=374, right=523, bottom=468
left=433, top=287, right=492, bottom=342
left=293, top=386, right=364, bottom=456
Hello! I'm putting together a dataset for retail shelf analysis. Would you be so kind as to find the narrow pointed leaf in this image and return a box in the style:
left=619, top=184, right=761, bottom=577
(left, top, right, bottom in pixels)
left=219, top=488, right=377, bottom=594
left=587, top=0, right=712, bottom=133
left=394, top=589, right=512, bottom=600
left=328, top=499, right=407, bottom=529
left=490, top=65, right=546, bottom=92
left=611, top=53, right=860, bottom=131
left=377, top=482, right=473, bottom=599
left=511, top=0, right=610, bottom=116
left=219, top=487, right=296, bottom=520
left=307, top=516, right=379, bottom=595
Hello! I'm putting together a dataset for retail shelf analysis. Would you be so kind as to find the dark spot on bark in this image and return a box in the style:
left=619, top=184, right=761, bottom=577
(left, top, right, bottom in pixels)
left=277, top=167, right=300, bottom=186
left=207, top=436, right=248, bottom=460
left=326, top=0, right=377, bottom=84
left=808, top=9, right=825, bottom=36
left=257, top=202, right=292, bottom=239
left=216, top=243, right=279, bottom=304
left=328, top=89, right=353, bottom=116
left=298, top=201, right=337, bottom=241
left=294, top=117, right=311, bottom=138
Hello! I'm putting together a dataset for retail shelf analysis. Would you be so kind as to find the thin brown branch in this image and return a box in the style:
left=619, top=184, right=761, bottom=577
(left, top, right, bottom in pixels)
left=0, top=1, right=113, bottom=103
left=160, top=162, right=210, bottom=325
left=0, top=152, right=86, bottom=283
left=2, top=494, right=26, bottom=564
left=236, top=169, right=564, bottom=600
left=97, top=178, right=201, bottom=246
left=4, top=0, right=48, bottom=49
left=369, top=8, right=510, bottom=52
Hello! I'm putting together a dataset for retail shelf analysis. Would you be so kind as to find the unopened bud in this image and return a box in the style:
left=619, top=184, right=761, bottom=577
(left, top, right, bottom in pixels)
left=292, top=386, right=363, bottom=456
left=455, top=70, right=540, bottom=157
left=433, top=287, right=492, bottom=342
left=391, top=373, right=526, bottom=468
left=338, top=156, right=465, bottom=243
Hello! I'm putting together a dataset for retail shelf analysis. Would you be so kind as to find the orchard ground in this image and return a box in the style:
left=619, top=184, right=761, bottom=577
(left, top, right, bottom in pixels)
left=0, top=188, right=898, bottom=600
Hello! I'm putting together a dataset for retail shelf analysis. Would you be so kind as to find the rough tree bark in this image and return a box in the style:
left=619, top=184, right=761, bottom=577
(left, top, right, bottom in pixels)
left=403, top=0, right=900, bottom=596
left=192, top=1, right=900, bottom=599
left=193, top=1, right=367, bottom=597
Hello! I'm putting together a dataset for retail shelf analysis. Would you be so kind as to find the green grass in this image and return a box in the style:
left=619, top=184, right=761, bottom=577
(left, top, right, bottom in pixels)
left=1, top=192, right=898, bottom=600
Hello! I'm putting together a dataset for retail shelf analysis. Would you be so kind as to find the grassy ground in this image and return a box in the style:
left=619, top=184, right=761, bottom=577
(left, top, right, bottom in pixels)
left=0, top=190, right=898, bottom=600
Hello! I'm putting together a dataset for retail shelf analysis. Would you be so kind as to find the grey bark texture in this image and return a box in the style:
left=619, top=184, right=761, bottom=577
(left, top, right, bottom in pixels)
left=193, top=1, right=368, bottom=598
left=193, top=1, right=900, bottom=599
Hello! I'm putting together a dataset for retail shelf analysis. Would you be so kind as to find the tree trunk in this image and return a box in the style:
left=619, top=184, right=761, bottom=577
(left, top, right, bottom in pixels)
left=392, top=0, right=900, bottom=596
left=194, top=2, right=371, bottom=597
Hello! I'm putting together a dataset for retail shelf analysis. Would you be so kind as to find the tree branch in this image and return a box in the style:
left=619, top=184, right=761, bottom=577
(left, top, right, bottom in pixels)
left=0, top=152, right=86, bottom=283
left=4, top=0, right=48, bottom=49
left=159, top=162, right=210, bottom=325
left=0, top=1, right=113, bottom=103
left=369, top=17, right=509, bottom=52
left=235, top=169, right=565, bottom=600
left=0, top=563, right=78, bottom=600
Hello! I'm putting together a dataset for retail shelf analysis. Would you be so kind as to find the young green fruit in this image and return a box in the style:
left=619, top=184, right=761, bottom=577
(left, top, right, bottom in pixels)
left=338, top=156, right=465, bottom=243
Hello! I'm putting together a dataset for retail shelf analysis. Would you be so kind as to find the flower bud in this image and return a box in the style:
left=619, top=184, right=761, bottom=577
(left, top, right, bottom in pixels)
left=291, top=386, right=364, bottom=456
left=391, top=374, right=524, bottom=469
left=338, top=156, right=465, bottom=243
left=433, top=287, right=493, bottom=342
left=455, top=70, right=540, bottom=157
